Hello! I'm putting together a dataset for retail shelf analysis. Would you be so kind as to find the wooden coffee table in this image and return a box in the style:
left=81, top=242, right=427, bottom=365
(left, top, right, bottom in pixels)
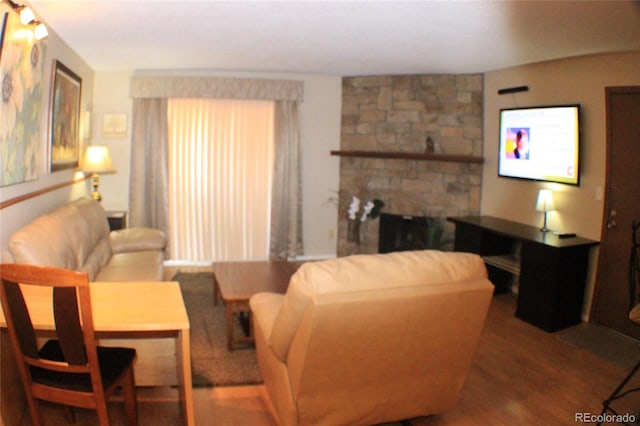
left=212, top=260, right=300, bottom=350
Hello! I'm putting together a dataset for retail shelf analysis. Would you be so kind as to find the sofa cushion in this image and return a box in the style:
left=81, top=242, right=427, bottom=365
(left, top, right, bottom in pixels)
left=9, top=198, right=114, bottom=275
left=68, top=197, right=111, bottom=249
left=95, top=251, right=165, bottom=282
left=9, top=204, right=87, bottom=270
left=110, top=228, right=166, bottom=254
left=269, top=250, right=488, bottom=361
left=76, top=238, right=113, bottom=281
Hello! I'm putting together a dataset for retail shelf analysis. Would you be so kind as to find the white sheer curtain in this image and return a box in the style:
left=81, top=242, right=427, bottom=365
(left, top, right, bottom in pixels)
left=167, top=98, right=275, bottom=262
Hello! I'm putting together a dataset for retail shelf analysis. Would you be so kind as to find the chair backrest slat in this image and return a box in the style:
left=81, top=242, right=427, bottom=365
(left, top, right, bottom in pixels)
left=3, top=281, right=39, bottom=358
left=53, top=287, right=87, bottom=365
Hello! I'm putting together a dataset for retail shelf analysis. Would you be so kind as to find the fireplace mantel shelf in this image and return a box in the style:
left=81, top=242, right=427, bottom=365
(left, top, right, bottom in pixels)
left=330, top=150, right=484, bottom=164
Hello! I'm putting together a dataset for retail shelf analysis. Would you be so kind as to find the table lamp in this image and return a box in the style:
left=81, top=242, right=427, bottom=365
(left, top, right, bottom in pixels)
left=81, top=146, right=115, bottom=202
left=536, top=189, right=555, bottom=232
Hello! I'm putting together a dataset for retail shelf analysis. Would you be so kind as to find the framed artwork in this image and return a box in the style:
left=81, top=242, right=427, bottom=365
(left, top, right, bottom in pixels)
left=102, top=113, right=128, bottom=138
left=0, top=8, right=45, bottom=186
left=49, top=60, right=82, bottom=172
left=0, top=11, right=7, bottom=61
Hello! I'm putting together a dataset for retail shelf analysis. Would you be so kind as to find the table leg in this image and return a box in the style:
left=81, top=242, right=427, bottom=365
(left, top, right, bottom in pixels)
left=213, top=276, right=220, bottom=306
left=225, top=301, right=255, bottom=350
left=176, top=329, right=195, bottom=426
left=226, top=302, right=235, bottom=350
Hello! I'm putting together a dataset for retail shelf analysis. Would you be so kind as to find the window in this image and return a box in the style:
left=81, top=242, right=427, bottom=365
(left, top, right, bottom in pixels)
left=167, top=98, right=275, bottom=261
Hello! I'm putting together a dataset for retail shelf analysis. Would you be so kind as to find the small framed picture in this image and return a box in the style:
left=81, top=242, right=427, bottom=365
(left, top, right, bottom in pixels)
left=102, top=113, right=128, bottom=138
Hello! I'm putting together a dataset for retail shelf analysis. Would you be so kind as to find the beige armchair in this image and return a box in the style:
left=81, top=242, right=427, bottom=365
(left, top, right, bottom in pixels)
left=250, top=250, right=494, bottom=425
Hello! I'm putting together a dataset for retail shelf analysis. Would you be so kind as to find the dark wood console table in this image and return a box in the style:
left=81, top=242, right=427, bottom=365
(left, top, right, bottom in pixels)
left=447, top=216, right=600, bottom=332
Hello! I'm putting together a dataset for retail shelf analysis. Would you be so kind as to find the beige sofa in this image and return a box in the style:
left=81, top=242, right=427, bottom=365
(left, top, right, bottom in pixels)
left=3, top=197, right=173, bottom=387
left=6, top=197, right=166, bottom=281
left=250, top=250, right=494, bottom=426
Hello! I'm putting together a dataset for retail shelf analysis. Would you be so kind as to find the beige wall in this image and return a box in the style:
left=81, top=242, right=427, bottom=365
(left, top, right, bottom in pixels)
left=92, top=70, right=343, bottom=259
left=0, top=13, right=94, bottom=425
left=481, top=51, right=640, bottom=317
left=90, top=72, right=133, bottom=213
left=0, top=19, right=94, bottom=251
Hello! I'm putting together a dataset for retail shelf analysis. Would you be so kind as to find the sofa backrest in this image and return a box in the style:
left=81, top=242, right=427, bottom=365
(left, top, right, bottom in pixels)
left=270, top=250, right=494, bottom=425
left=8, top=197, right=112, bottom=280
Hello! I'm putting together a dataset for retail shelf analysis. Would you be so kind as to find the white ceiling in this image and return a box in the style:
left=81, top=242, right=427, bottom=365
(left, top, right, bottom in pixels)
left=28, top=0, right=640, bottom=75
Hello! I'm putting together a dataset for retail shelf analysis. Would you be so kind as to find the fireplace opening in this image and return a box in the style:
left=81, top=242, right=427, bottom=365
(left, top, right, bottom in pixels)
left=378, top=213, right=429, bottom=253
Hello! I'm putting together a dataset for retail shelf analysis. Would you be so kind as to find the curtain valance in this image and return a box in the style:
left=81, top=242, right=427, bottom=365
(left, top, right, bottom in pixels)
left=130, top=76, right=304, bottom=102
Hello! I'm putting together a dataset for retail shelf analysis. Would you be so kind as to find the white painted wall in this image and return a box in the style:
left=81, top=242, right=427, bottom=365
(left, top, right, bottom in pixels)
left=0, top=21, right=94, bottom=251
left=89, top=72, right=133, bottom=213
left=0, top=17, right=94, bottom=423
left=481, top=51, right=640, bottom=318
left=92, top=70, right=343, bottom=259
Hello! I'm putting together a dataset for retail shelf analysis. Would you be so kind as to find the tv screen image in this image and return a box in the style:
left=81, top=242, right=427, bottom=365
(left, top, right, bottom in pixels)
left=498, top=105, right=581, bottom=185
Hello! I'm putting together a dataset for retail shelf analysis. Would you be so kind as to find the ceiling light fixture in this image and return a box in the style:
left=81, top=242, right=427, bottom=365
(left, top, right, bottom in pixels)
left=2, top=0, right=48, bottom=40
left=18, top=6, right=34, bottom=25
left=33, top=22, right=47, bottom=40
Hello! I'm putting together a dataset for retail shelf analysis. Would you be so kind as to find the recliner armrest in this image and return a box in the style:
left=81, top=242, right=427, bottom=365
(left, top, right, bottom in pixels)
left=250, top=292, right=285, bottom=350
left=110, top=228, right=167, bottom=254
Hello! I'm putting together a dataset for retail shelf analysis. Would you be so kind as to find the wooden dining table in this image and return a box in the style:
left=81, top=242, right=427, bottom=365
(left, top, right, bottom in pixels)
left=0, top=281, right=195, bottom=426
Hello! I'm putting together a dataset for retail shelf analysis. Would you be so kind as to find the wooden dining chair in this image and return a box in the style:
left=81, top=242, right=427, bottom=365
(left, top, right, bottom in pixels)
left=0, top=264, right=138, bottom=426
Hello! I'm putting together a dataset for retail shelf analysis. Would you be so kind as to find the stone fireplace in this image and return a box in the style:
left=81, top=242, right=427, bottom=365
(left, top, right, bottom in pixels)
left=337, top=74, right=483, bottom=256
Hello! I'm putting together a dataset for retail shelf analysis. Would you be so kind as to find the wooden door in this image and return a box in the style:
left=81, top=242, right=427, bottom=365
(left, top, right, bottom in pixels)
left=591, top=87, right=640, bottom=339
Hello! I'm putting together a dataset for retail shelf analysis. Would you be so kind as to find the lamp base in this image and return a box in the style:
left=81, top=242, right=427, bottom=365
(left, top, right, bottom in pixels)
left=540, top=212, right=550, bottom=233
left=91, top=173, right=102, bottom=202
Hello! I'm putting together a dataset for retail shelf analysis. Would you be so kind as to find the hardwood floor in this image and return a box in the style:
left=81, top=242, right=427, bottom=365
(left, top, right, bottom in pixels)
left=12, top=294, right=640, bottom=425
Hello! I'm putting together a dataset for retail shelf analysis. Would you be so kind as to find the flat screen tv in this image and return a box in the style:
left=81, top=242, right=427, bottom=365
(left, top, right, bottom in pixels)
left=498, top=104, right=581, bottom=186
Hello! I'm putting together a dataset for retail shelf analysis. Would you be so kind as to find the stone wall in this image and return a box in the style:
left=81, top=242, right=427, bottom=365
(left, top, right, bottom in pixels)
left=337, top=74, right=484, bottom=256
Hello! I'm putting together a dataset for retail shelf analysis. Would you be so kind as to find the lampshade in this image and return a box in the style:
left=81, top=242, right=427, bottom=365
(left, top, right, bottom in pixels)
left=536, top=189, right=555, bottom=212
left=34, top=22, right=48, bottom=40
left=19, top=6, right=35, bottom=25
left=81, top=146, right=115, bottom=174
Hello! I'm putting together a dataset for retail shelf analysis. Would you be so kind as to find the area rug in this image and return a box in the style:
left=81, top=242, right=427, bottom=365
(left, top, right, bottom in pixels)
left=556, top=322, right=640, bottom=370
left=175, top=272, right=263, bottom=387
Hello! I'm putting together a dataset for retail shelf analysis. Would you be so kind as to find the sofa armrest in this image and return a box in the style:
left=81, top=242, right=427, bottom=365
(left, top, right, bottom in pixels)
left=110, top=228, right=167, bottom=254
left=250, top=292, right=285, bottom=350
